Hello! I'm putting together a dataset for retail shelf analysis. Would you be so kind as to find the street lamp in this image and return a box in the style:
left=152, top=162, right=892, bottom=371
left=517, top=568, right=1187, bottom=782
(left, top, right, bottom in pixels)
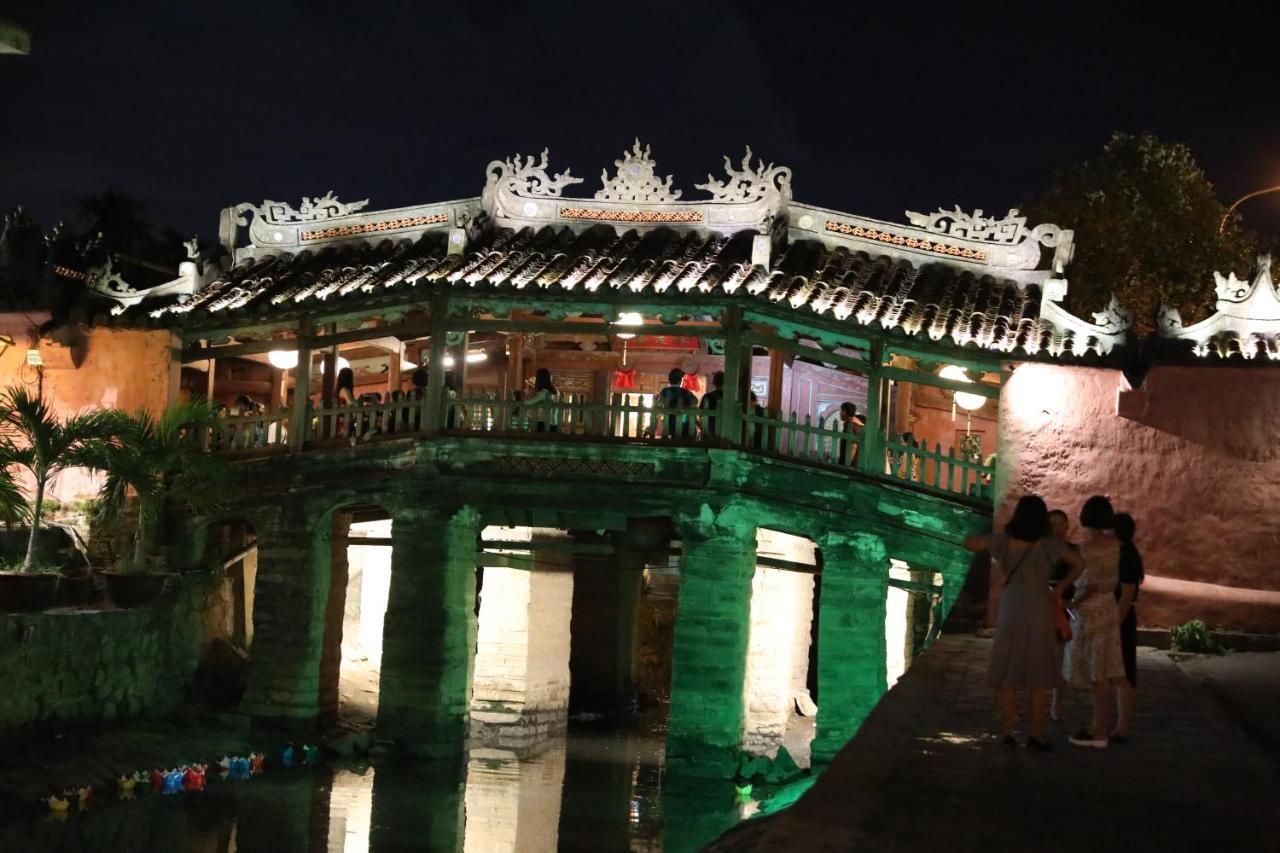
left=1219, top=184, right=1280, bottom=233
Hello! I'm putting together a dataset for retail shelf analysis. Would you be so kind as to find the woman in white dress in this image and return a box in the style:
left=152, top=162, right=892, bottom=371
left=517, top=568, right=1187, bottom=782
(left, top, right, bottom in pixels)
left=1063, top=495, right=1127, bottom=749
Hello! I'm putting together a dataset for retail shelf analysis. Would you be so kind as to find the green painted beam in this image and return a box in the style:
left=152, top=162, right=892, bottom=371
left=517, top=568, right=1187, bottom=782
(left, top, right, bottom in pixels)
left=879, top=365, right=1000, bottom=399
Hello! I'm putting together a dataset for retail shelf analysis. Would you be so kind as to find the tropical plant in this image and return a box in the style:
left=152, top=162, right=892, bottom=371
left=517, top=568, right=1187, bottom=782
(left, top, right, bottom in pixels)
left=1169, top=618, right=1224, bottom=655
left=94, top=400, right=228, bottom=573
left=0, top=465, right=28, bottom=529
left=0, top=385, right=124, bottom=571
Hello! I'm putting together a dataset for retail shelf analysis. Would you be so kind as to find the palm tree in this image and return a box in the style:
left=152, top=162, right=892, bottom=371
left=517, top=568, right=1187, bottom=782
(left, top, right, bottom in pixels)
left=0, top=464, right=28, bottom=530
left=0, top=385, right=124, bottom=571
left=95, top=400, right=228, bottom=572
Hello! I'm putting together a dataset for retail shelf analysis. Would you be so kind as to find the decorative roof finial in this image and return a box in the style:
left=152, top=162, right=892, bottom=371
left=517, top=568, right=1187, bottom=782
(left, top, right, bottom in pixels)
left=595, top=139, right=681, bottom=203
left=695, top=146, right=792, bottom=204
left=484, top=148, right=583, bottom=199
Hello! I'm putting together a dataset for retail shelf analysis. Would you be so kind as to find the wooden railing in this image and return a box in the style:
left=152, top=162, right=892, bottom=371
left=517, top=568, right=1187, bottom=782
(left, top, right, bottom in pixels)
left=742, top=409, right=861, bottom=467
left=884, top=437, right=993, bottom=501
left=453, top=393, right=701, bottom=442
left=208, top=408, right=289, bottom=452
left=207, top=393, right=995, bottom=503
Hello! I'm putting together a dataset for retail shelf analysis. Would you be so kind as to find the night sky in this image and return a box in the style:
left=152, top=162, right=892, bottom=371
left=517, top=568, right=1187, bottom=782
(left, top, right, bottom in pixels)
left=3, top=2, right=1278, bottom=239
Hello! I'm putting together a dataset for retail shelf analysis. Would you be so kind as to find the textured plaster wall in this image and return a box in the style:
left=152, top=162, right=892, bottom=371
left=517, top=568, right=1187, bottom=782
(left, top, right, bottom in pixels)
left=0, top=327, right=174, bottom=503
left=997, top=363, right=1280, bottom=633
left=0, top=574, right=227, bottom=733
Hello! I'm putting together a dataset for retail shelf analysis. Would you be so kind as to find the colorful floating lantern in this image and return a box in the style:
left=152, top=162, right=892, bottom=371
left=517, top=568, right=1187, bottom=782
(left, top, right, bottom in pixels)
left=46, top=794, right=69, bottom=813
left=302, top=744, right=318, bottom=765
left=182, top=766, right=206, bottom=792
left=281, top=746, right=294, bottom=768
left=162, top=769, right=184, bottom=794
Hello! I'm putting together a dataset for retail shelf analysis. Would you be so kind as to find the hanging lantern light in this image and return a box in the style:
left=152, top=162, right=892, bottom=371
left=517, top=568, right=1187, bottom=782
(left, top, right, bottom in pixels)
left=613, top=312, right=643, bottom=340
left=267, top=350, right=299, bottom=370
left=939, top=365, right=985, bottom=411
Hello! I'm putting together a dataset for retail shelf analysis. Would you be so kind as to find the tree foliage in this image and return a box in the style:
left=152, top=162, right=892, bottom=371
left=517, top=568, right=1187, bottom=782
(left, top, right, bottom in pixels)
left=1023, top=132, right=1257, bottom=330
left=94, top=400, right=228, bottom=572
left=0, top=385, right=125, bottom=570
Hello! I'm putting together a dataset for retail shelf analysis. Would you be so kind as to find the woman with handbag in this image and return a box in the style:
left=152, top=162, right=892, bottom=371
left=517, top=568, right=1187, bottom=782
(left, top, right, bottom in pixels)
left=965, top=495, right=1085, bottom=751
left=1063, top=496, right=1127, bottom=749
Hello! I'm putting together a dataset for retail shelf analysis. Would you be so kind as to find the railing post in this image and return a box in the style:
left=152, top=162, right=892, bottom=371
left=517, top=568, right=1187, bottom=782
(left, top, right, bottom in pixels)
left=422, top=295, right=449, bottom=435
left=287, top=333, right=312, bottom=453
left=859, top=342, right=885, bottom=476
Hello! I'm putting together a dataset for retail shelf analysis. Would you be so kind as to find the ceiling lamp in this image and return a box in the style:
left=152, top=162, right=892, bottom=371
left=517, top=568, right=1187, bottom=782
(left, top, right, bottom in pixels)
left=938, top=365, right=985, bottom=411
left=442, top=354, right=455, bottom=369
left=267, top=350, right=299, bottom=370
left=613, top=312, right=643, bottom=340
left=466, top=351, right=488, bottom=363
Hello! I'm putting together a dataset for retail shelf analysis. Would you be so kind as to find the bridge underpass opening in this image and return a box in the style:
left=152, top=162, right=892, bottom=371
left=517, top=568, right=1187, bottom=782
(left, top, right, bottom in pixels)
left=329, top=508, right=393, bottom=727
left=886, top=558, right=945, bottom=688
left=472, top=526, right=575, bottom=750
left=744, top=529, right=818, bottom=765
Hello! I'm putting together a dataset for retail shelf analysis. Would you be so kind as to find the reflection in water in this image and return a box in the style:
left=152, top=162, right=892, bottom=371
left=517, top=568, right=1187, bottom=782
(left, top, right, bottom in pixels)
left=4, top=712, right=768, bottom=852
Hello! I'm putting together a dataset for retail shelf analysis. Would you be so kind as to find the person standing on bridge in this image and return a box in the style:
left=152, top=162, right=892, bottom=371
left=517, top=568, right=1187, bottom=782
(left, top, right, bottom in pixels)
left=965, top=495, right=1085, bottom=751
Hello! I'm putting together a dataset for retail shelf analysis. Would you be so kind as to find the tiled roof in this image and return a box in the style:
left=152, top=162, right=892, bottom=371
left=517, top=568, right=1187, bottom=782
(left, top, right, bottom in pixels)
left=146, top=224, right=1091, bottom=356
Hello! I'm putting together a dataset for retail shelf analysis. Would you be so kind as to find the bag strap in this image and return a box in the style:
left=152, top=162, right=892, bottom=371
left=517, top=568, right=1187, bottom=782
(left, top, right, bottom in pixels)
left=1003, top=540, right=1036, bottom=584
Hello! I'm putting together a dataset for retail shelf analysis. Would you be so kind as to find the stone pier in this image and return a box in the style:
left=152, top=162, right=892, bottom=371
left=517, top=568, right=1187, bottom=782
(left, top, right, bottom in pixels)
left=376, top=505, right=479, bottom=757
left=811, top=531, right=888, bottom=766
left=240, top=505, right=336, bottom=723
left=667, top=510, right=757, bottom=777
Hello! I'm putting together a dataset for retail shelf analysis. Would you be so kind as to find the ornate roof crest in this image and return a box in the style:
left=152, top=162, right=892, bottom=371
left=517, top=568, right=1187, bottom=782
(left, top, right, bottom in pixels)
left=236, top=191, right=370, bottom=227
left=484, top=149, right=583, bottom=199
left=695, top=147, right=792, bottom=205
left=904, top=206, right=1070, bottom=250
left=1156, top=255, right=1280, bottom=358
left=595, top=139, right=680, bottom=203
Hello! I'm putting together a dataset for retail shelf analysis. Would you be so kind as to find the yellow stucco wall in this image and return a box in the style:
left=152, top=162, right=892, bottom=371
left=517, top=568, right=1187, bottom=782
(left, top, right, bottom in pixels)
left=0, top=326, right=174, bottom=503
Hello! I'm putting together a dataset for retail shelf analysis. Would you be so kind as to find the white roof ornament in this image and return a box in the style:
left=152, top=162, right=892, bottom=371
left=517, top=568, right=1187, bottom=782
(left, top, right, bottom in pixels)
left=904, top=206, right=1074, bottom=272
left=482, top=141, right=791, bottom=237
left=238, top=191, right=370, bottom=226
left=595, top=139, right=681, bottom=203
left=1090, top=294, right=1134, bottom=334
left=695, top=147, right=792, bottom=205
left=485, top=149, right=583, bottom=199
left=88, top=256, right=197, bottom=315
left=1157, top=255, right=1280, bottom=359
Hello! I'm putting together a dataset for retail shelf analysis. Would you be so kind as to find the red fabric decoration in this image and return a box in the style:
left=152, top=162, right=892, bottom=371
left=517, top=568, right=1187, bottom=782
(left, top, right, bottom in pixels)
left=613, top=366, right=637, bottom=390
left=681, top=373, right=703, bottom=394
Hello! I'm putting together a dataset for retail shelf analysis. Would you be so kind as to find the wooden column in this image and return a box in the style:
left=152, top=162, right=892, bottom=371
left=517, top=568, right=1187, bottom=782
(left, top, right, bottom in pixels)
left=719, top=307, right=745, bottom=445
left=422, top=296, right=449, bottom=434
left=766, top=348, right=784, bottom=416
left=765, top=347, right=785, bottom=450
left=268, top=367, right=284, bottom=411
left=204, top=357, right=217, bottom=402
left=859, top=341, right=885, bottom=475
left=287, top=336, right=312, bottom=453
left=387, top=344, right=401, bottom=398
left=506, top=332, right=524, bottom=397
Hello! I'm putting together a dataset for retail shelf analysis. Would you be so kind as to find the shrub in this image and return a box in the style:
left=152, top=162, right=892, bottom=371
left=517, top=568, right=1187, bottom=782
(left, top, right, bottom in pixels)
left=1170, top=619, right=1224, bottom=655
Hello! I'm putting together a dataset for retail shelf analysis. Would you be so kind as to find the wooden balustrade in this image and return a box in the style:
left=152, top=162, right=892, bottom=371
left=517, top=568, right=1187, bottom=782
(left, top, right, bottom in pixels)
left=741, top=408, right=861, bottom=467
left=206, top=393, right=995, bottom=503
left=884, top=437, right=993, bottom=500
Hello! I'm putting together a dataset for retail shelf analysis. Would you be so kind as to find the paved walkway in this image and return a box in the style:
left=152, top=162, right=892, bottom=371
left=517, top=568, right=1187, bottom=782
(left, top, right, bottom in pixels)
left=709, top=635, right=1280, bottom=853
